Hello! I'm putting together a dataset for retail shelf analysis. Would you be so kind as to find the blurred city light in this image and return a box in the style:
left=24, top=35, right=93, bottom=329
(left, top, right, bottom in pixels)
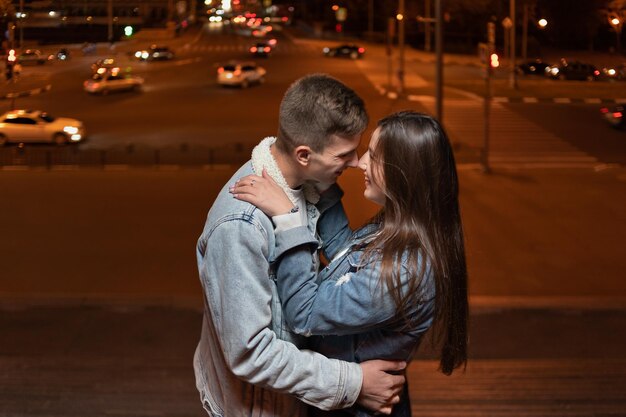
left=490, top=53, right=500, bottom=68
left=538, top=18, right=548, bottom=28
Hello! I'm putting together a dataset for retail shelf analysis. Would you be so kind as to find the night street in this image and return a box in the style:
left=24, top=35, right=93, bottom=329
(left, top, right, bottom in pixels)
left=2, top=2, right=626, bottom=416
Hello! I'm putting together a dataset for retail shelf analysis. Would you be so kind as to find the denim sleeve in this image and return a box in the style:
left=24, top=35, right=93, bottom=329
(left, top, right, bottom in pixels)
left=275, top=241, right=429, bottom=336
left=316, top=189, right=353, bottom=261
left=200, top=218, right=362, bottom=410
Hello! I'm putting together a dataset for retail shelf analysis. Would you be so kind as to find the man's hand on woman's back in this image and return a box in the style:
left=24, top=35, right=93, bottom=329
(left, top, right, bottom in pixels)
left=357, top=360, right=406, bottom=415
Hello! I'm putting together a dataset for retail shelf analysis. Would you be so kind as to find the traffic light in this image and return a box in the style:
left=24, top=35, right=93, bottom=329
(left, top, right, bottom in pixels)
left=5, top=49, right=16, bottom=80
left=490, top=53, right=500, bottom=68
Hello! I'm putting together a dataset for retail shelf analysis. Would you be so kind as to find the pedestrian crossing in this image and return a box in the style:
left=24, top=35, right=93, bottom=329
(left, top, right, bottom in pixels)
left=416, top=98, right=599, bottom=168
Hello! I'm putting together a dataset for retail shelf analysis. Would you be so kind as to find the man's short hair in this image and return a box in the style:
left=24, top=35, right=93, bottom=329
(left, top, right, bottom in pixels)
left=277, top=74, right=368, bottom=153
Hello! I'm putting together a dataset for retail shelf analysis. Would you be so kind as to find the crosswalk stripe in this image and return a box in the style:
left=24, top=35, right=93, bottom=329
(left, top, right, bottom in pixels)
left=417, top=100, right=597, bottom=165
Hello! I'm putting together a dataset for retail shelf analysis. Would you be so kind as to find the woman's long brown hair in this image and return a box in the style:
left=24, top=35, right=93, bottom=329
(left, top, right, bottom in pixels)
left=361, top=111, right=468, bottom=375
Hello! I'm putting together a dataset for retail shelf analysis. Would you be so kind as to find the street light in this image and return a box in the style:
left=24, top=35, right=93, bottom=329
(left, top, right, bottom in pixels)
left=538, top=18, right=548, bottom=28
left=609, top=14, right=623, bottom=53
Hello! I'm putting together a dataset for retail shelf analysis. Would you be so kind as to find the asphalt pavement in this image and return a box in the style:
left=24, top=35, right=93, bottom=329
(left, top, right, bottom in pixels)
left=1, top=303, right=625, bottom=417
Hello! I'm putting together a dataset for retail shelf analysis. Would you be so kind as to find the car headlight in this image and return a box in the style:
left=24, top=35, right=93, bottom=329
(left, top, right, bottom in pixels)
left=550, top=67, right=559, bottom=75
left=141, top=51, right=149, bottom=60
left=134, top=51, right=142, bottom=58
left=63, top=126, right=79, bottom=135
left=323, top=47, right=329, bottom=53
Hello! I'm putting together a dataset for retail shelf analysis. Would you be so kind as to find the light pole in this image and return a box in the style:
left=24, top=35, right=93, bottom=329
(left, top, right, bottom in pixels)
left=509, top=0, right=517, bottom=89
left=522, top=6, right=548, bottom=61
left=435, top=0, right=443, bottom=123
left=609, top=16, right=623, bottom=53
left=397, top=0, right=405, bottom=94
left=368, top=0, right=374, bottom=41
left=19, top=0, right=24, bottom=49
left=107, top=0, right=113, bottom=44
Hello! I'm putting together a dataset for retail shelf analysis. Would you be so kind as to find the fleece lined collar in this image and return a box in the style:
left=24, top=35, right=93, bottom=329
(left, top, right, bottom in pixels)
left=251, top=137, right=320, bottom=205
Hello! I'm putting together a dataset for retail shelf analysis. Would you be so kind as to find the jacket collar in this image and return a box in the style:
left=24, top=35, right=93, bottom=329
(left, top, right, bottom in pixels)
left=251, top=137, right=320, bottom=205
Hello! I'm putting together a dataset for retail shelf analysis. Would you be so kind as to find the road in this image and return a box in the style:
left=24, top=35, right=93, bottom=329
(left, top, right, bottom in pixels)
left=4, top=23, right=624, bottom=166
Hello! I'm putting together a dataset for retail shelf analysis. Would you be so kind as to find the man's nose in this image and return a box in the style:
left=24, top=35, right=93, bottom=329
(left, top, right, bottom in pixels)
left=347, top=152, right=359, bottom=168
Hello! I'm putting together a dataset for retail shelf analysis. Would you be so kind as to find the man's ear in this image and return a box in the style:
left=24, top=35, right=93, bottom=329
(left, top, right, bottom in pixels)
left=294, top=145, right=312, bottom=166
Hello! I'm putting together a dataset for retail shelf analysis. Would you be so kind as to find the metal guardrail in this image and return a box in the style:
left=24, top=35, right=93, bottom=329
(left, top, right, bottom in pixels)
left=0, top=143, right=251, bottom=168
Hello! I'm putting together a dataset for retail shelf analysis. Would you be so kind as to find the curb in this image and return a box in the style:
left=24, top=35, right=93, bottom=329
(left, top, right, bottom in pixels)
left=2, top=294, right=625, bottom=312
left=1, top=84, right=52, bottom=100
left=375, top=86, right=626, bottom=105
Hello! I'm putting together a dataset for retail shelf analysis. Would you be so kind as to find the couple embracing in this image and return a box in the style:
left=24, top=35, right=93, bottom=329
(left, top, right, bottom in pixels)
left=193, top=74, right=468, bottom=417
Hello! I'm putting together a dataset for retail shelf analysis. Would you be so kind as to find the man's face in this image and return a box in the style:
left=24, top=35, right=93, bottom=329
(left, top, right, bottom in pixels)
left=306, top=134, right=361, bottom=185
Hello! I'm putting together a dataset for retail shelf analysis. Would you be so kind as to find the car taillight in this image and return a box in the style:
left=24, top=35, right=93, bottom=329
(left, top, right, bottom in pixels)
left=358, top=48, right=365, bottom=53
left=250, top=47, right=257, bottom=52
left=264, top=47, right=270, bottom=52
left=601, top=107, right=609, bottom=113
left=614, top=112, right=623, bottom=119
left=594, top=70, right=600, bottom=76
left=234, top=70, right=241, bottom=76
left=218, top=67, right=224, bottom=74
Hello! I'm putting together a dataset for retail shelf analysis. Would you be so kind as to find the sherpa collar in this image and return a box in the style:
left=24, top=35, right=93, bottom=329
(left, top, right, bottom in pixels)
left=251, top=137, right=320, bottom=205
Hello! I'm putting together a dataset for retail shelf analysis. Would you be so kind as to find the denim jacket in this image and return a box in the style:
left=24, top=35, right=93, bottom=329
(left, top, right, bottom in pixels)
left=273, top=192, right=436, bottom=417
left=193, top=142, right=362, bottom=417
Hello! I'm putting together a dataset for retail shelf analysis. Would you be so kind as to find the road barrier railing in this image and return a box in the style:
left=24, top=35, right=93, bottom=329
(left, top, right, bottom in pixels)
left=0, top=142, right=251, bottom=169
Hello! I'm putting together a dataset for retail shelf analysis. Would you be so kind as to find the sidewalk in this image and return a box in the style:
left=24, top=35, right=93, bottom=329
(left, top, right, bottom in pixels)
left=1, top=304, right=625, bottom=417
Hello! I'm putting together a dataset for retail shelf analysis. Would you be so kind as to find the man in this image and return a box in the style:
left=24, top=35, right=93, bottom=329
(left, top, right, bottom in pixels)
left=194, top=74, right=405, bottom=417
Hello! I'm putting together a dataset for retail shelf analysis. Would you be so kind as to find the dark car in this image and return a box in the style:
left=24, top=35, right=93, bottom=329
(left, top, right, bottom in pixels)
left=323, top=44, right=365, bottom=59
left=516, top=59, right=550, bottom=76
left=249, top=42, right=272, bottom=58
left=135, top=45, right=175, bottom=61
left=547, top=60, right=600, bottom=81
left=18, top=49, right=47, bottom=65
left=600, top=105, right=625, bottom=130
left=602, top=64, right=626, bottom=82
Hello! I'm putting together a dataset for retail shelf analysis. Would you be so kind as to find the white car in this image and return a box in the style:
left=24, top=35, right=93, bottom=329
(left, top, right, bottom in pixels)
left=217, top=61, right=266, bottom=88
left=84, top=68, right=144, bottom=94
left=0, top=110, right=86, bottom=145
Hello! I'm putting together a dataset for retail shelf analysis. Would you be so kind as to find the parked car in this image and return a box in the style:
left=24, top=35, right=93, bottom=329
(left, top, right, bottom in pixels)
left=91, top=57, right=117, bottom=74
left=547, top=60, right=600, bottom=81
left=602, top=64, right=626, bottom=81
left=18, top=49, right=47, bottom=65
left=323, top=44, right=365, bottom=59
left=134, top=45, right=175, bottom=61
left=516, top=59, right=551, bottom=76
left=249, top=42, right=273, bottom=57
left=84, top=68, right=144, bottom=94
left=600, top=105, right=625, bottom=130
left=217, top=61, right=266, bottom=88
left=0, top=109, right=85, bottom=145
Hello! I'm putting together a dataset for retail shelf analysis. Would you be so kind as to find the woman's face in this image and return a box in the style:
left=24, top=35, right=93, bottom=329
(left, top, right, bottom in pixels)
left=358, top=128, right=386, bottom=206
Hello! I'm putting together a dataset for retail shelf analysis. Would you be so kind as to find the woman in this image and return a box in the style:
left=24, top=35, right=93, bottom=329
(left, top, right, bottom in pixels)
left=231, top=111, right=468, bottom=416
